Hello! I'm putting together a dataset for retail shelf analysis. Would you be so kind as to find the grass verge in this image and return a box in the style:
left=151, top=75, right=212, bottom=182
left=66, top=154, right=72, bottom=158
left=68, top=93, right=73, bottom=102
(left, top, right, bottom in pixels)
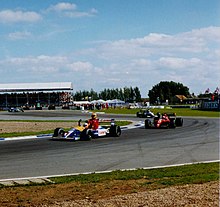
left=0, top=162, right=218, bottom=193
left=50, top=162, right=219, bottom=187
left=1, top=162, right=215, bottom=188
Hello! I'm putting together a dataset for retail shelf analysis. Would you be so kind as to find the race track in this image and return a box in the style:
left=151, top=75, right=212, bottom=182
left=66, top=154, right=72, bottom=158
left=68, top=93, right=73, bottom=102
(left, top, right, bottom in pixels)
left=0, top=110, right=219, bottom=180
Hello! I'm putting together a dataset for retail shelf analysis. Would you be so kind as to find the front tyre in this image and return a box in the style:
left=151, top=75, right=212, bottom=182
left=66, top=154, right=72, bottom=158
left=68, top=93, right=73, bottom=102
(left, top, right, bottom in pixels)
left=169, top=119, right=176, bottom=128
left=53, top=128, right=65, bottom=137
left=145, top=119, right=151, bottom=129
left=175, top=118, right=183, bottom=127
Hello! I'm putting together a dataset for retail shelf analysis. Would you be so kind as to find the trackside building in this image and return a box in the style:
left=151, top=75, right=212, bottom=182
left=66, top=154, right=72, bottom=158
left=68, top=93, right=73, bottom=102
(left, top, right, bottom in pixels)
left=0, top=82, right=73, bottom=109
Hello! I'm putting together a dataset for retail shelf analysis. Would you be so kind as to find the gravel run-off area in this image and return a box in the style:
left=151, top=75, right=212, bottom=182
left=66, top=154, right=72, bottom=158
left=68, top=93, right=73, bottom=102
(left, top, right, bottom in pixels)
left=40, top=181, right=219, bottom=207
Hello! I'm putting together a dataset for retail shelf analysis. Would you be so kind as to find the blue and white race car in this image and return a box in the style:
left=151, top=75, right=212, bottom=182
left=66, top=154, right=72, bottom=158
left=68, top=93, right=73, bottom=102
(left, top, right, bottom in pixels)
left=8, top=107, right=24, bottom=112
left=52, top=119, right=121, bottom=141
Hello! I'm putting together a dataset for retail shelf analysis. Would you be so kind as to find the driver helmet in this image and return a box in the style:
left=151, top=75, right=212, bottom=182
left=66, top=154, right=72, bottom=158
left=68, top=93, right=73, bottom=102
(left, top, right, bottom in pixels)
left=91, top=112, right=97, bottom=119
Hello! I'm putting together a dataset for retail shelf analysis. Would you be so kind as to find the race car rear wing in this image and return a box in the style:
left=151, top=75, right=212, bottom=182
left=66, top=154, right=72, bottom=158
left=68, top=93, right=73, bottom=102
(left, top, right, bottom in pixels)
left=78, top=118, right=116, bottom=126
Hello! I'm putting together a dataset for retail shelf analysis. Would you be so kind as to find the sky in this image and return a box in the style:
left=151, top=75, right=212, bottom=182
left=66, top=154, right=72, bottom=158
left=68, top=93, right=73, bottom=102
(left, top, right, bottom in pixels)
left=0, top=0, right=219, bottom=97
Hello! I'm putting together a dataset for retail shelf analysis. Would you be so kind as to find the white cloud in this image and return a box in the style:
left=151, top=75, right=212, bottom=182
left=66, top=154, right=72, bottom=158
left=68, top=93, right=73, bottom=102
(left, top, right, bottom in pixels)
left=0, top=10, right=42, bottom=23
left=47, top=2, right=97, bottom=18
left=158, top=57, right=202, bottom=69
left=64, top=8, right=98, bottom=18
left=48, top=2, right=77, bottom=12
left=184, top=26, right=220, bottom=43
left=0, top=56, right=98, bottom=76
left=0, top=55, right=67, bottom=73
left=86, top=26, right=220, bottom=62
left=8, top=31, right=31, bottom=40
left=67, top=61, right=93, bottom=72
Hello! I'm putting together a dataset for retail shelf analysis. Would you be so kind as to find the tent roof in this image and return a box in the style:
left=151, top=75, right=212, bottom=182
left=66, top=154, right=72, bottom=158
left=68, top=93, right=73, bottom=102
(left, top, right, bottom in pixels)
left=0, top=82, right=73, bottom=93
left=73, top=101, right=90, bottom=105
left=106, top=99, right=125, bottom=104
left=91, top=99, right=106, bottom=104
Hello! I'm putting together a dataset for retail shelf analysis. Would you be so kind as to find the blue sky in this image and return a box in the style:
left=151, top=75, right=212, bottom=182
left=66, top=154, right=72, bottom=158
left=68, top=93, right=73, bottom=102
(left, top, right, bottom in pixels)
left=0, top=0, right=219, bottom=96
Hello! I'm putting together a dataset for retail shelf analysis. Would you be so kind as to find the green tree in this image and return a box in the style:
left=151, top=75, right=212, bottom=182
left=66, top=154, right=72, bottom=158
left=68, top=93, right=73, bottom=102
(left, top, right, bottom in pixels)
left=134, top=87, right=142, bottom=102
left=99, top=88, right=107, bottom=100
left=123, top=87, right=130, bottom=102
left=119, top=88, right=124, bottom=100
left=129, top=87, right=134, bottom=102
left=73, top=91, right=82, bottom=101
left=148, top=81, right=190, bottom=104
left=90, top=89, right=98, bottom=101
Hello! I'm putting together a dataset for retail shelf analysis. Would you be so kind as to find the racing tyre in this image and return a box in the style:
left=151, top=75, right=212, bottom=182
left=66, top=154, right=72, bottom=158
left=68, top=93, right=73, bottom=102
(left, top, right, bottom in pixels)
left=53, top=128, right=65, bottom=137
left=175, top=118, right=183, bottom=127
left=169, top=119, right=176, bottom=128
left=109, top=125, right=121, bottom=137
left=145, top=119, right=151, bottom=129
left=80, top=129, right=93, bottom=141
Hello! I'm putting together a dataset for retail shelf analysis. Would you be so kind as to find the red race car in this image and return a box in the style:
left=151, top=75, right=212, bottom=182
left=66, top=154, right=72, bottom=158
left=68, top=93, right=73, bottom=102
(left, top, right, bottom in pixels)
left=145, top=112, right=183, bottom=129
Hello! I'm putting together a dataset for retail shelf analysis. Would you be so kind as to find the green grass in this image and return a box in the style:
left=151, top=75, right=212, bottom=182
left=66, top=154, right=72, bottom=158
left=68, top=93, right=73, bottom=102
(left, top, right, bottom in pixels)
left=94, top=107, right=220, bottom=117
left=1, top=162, right=218, bottom=189
left=0, top=130, right=54, bottom=138
left=49, top=162, right=219, bottom=187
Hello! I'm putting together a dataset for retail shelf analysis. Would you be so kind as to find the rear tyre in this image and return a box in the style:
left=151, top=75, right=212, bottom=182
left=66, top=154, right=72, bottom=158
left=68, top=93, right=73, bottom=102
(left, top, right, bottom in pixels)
left=80, top=129, right=93, bottom=141
left=109, top=125, right=121, bottom=137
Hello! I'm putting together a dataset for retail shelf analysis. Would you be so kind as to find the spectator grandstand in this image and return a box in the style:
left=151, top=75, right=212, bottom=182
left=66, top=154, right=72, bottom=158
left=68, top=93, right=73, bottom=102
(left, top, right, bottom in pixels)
left=0, top=82, right=73, bottom=109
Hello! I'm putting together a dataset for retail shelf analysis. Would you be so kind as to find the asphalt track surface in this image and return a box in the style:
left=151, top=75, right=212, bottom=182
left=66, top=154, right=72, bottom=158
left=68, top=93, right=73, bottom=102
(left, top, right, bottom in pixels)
left=0, top=110, right=219, bottom=180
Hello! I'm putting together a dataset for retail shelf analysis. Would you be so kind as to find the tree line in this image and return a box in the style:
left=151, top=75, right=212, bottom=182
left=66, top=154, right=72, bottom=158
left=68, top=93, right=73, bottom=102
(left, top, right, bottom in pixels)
left=73, top=86, right=142, bottom=102
left=74, top=81, right=218, bottom=104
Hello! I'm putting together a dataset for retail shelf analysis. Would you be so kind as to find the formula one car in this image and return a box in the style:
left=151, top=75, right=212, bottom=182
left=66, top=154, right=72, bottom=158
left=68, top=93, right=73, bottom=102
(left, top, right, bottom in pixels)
left=145, top=112, right=183, bottom=129
left=136, top=109, right=155, bottom=118
left=52, top=119, right=121, bottom=141
left=8, top=107, right=24, bottom=112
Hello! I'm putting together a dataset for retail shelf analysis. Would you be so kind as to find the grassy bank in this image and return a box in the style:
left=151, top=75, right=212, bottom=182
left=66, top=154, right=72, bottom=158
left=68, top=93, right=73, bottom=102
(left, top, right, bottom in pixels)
left=0, top=162, right=218, bottom=189
left=50, top=162, right=219, bottom=187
